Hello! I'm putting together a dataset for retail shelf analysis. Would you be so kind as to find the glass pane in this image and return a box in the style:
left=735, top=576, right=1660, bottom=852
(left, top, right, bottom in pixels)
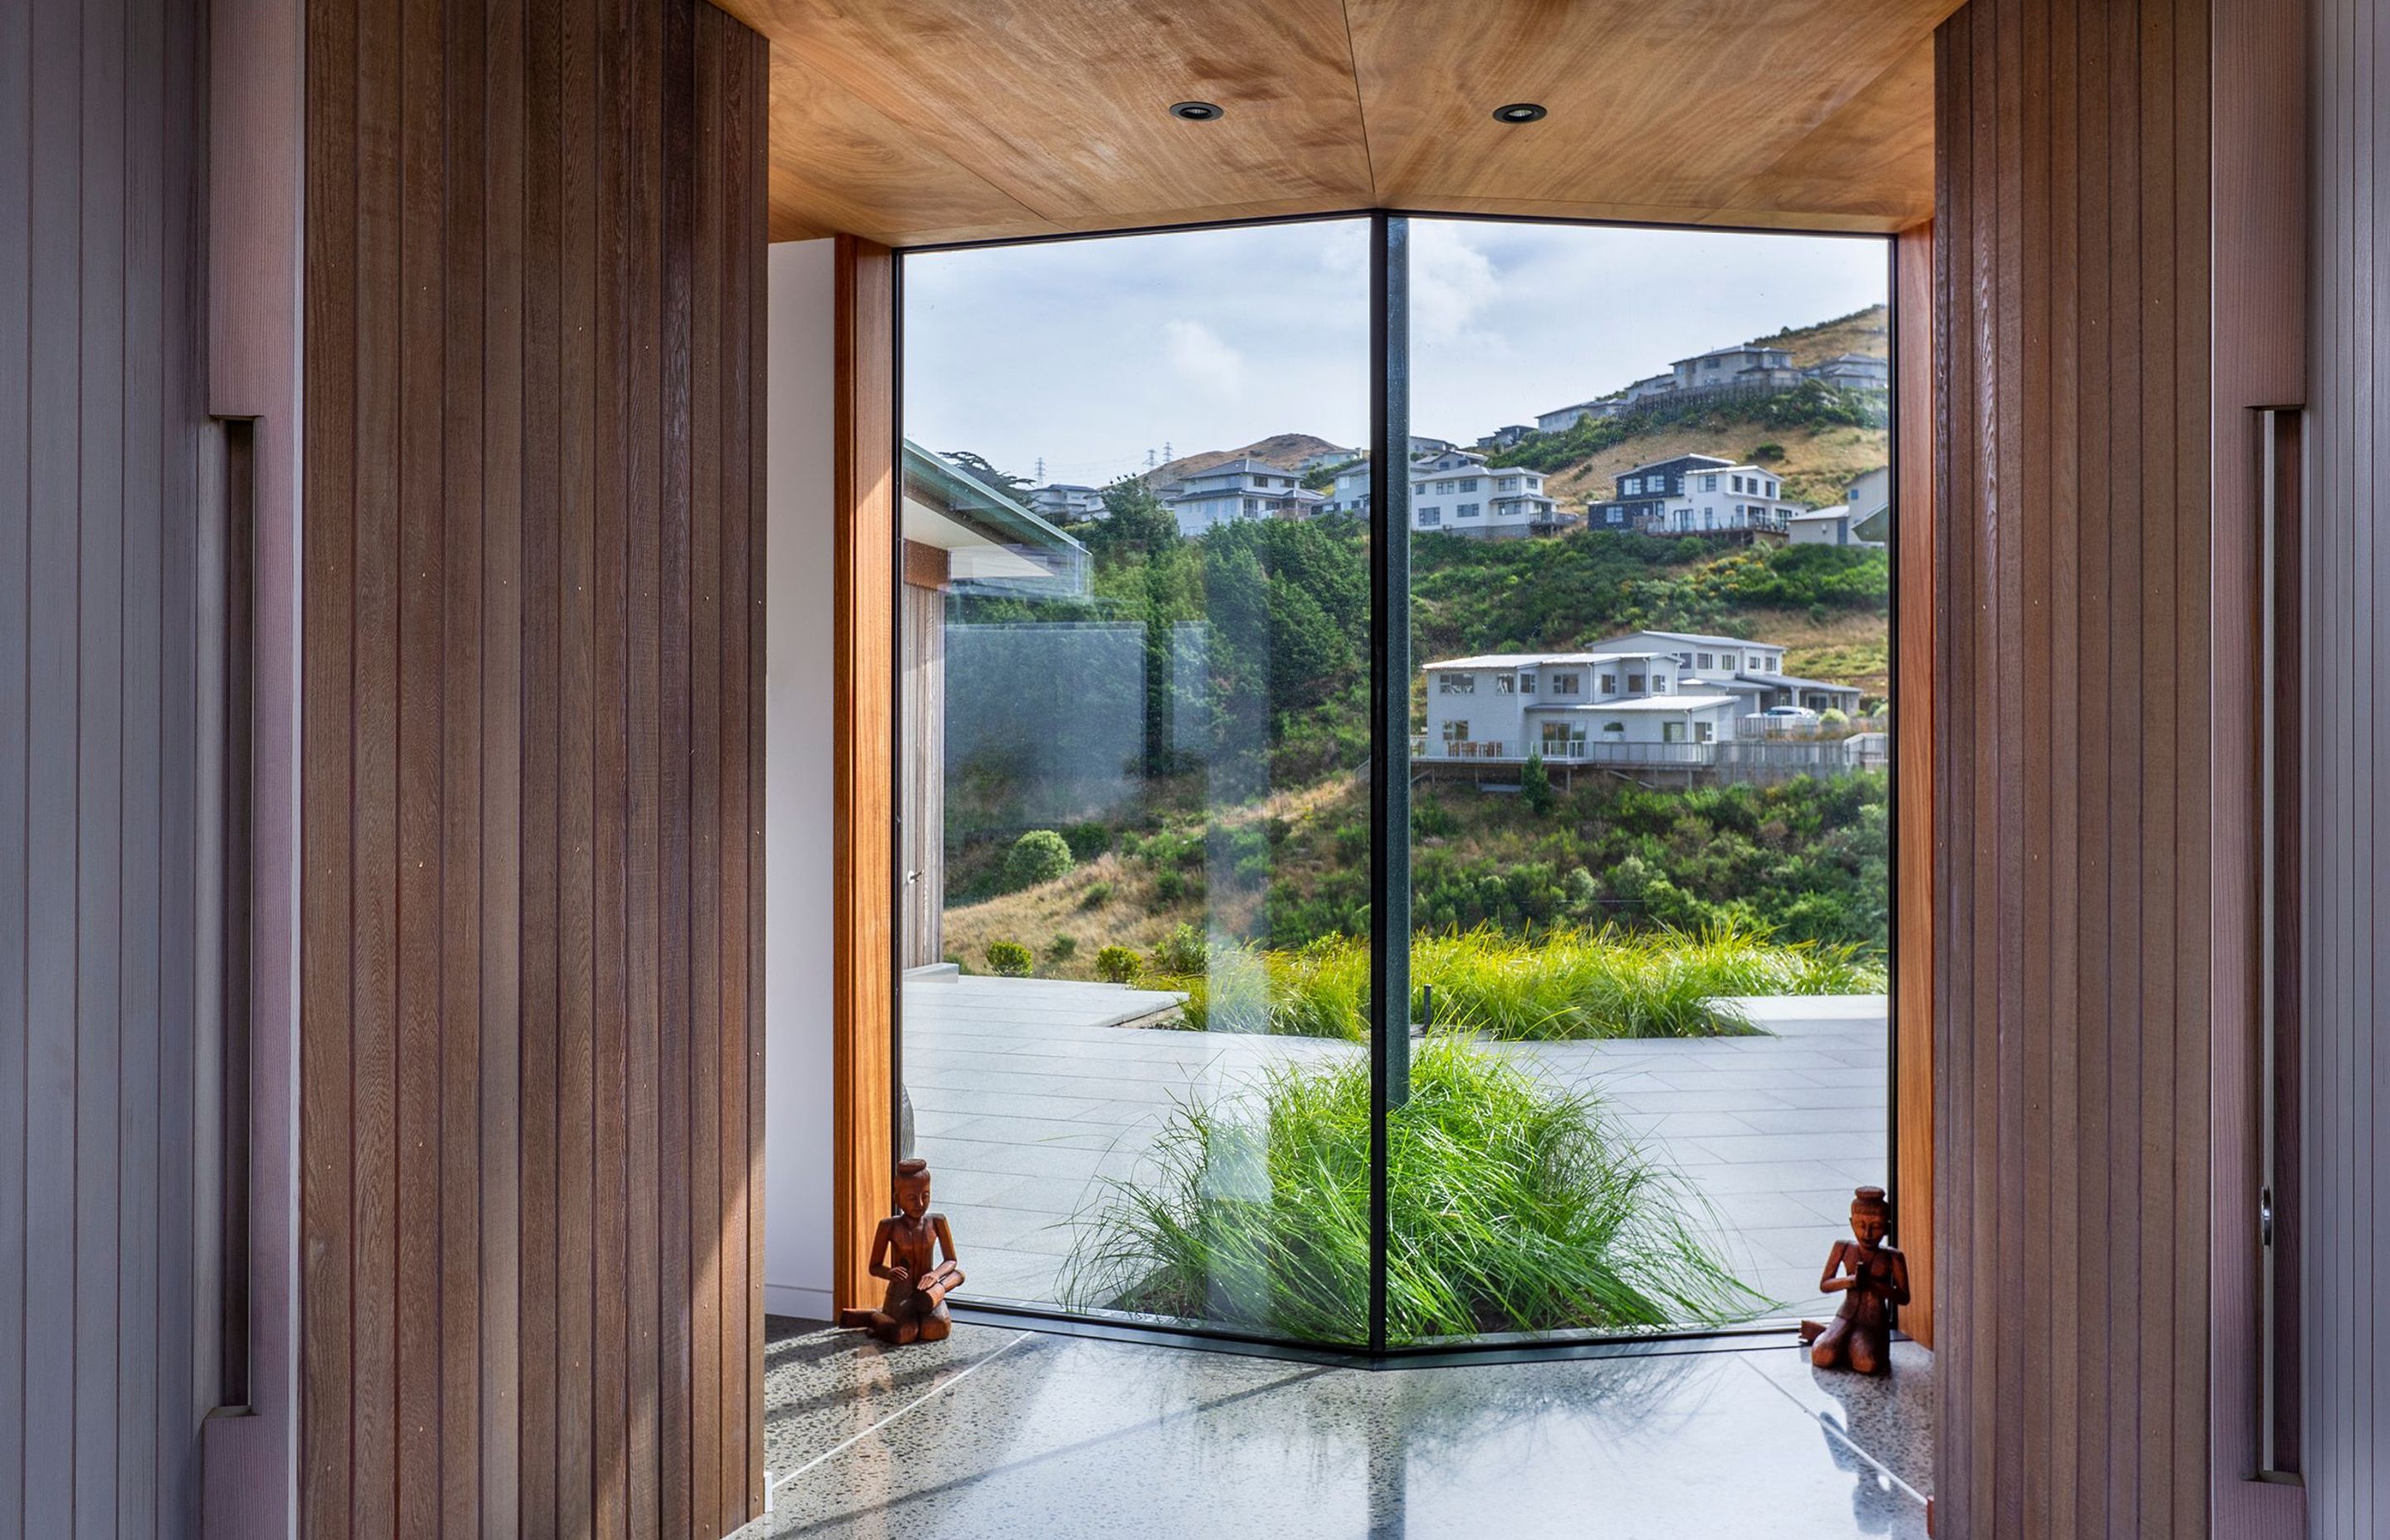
left=897, top=220, right=1375, bottom=1343
left=1401, top=220, right=1895, bottom=1341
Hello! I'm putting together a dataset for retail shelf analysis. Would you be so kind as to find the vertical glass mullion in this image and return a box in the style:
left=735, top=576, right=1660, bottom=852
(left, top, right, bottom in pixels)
left=1368, top=212, right=1412, bottom=1354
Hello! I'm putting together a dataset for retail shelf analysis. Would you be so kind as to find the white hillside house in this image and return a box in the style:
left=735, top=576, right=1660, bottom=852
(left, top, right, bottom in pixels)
left=1410, top=449, right=1569, bottom=539
left=1652, top=463, right=1807, bottom=535
left=1788, top=465, right=1890, bottom=547
left=1417, top=631, right=1867, bottom=780
left=1672, top=343, right=1803, bottom=396
left=1167, top=457, right=1324, bottom=535
left=1027, top=482, right=1105, bottom=521
left=1597, top=629, right=1864, bottom=715
left=1421, top=651, right=1743, bottom=765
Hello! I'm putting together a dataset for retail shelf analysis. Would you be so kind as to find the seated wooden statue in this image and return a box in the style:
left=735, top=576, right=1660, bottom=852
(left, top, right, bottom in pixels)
left=837, top=1157, right=965, bottom=1346
left=1798, top=1186, right=1910, bottom=1375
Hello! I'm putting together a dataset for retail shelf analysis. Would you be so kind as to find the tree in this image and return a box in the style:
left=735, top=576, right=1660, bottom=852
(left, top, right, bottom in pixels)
left=1520, top=749, right=1554, bottom=815
left=941, top=449, right=1033, bottom=499
left=1083, top=474, right=1180, bottom=557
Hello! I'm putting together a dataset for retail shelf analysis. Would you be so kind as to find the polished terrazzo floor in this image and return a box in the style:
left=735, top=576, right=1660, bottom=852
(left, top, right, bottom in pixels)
left=751, top=1317, right=1931, bottom=1539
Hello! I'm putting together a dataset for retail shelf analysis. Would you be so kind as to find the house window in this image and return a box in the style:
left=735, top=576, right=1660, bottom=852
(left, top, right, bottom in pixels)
left=1627, top=672, right=1646, bottom=692
left=1702, top=474, right=1718, bottom=490
left=1697, top=652, right=1713, bottom=669
left=1417, top=509, right=1441, bottom=527
left=1653, top=675, right=1670, bottom=692
left=1663, top=721, right=1686, bottom=743
left=1551, top=673, right=1581, bottom=694
left=1695, top=721, right=1714, bottom=743
left=1623, top=477, right=1641, bottom=495
left=1602, top=720, right=1626, bottom=735
left=1441, top=719, right=1468, bottom=743
left=1461, top=479, right=1480, bottom=492
left=1541, top=722, right=1585, bottom=754
left=1438, top=673, right=1475, bottom=694
left=1495, top=675, right=1517, bottom=694
left=1599, top=673, right=1617, bottom=694
left=1518, top=674, right=1536, bottom=694
left=1458, top=503, right=1480, bottom=518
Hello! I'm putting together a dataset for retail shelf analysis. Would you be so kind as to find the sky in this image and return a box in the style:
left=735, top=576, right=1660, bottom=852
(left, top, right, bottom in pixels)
left=900, top=218, right=1891, bottom=490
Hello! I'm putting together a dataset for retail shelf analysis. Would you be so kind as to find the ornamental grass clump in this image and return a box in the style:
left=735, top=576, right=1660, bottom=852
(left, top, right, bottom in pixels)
left=1061, top=1036, right=1767, bottom=1343
left=1156, top=922, right=1881, bottom=1043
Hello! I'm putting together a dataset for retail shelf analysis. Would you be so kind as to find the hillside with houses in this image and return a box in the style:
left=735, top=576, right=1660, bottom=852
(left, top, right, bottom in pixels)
left=1020, top=305, right=1892, bottom=549
left=915, top=305, right=1895, bottom=970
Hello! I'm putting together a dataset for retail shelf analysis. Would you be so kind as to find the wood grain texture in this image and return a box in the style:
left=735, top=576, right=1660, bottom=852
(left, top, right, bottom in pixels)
left=2207, top=0, right=2310, bottom=1534
left=719, top=0, right=1963, bottom=243
left=1892, top=220, right=1935, bottom=1354
left=1348, top=1, right=1956, bottom=229
left=299, top=0, right=771, bottom=1533
left=833, top=234, right=897, bottom=1315
left=1934, top=0, right=2214, bottom=1533
left=2299, top=0, right=2387, bottom=1533
left=0, top=0, right=215, bottom=1525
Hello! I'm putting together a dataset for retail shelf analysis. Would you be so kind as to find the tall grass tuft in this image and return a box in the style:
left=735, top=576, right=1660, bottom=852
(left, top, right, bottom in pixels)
left=1061, top=1036, right=1768, bottom=1343
left=1163, top=922, right=1882, bottom=1042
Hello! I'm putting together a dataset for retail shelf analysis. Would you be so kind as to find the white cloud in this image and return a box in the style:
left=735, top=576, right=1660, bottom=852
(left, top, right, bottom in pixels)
left=1410, top=220, right=1501, bottom=345
left=1162, top=319, right=1246, bottom=398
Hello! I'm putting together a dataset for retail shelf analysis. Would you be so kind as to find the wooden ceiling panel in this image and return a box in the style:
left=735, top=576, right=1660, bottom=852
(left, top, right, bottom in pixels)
left=1720, top=39, right=1939, bottom=229
left=727, top=0, right=1374, bottom=231
left=1345, top=0, right=1960, bottom=228
left=739, top=0, right=1956, bottom=246
left=764, top=48, right=1061, bottom=244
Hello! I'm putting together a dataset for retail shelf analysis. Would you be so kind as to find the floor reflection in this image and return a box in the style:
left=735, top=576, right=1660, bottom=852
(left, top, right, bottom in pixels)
left=758, top=1318, right=1931, bottom=1539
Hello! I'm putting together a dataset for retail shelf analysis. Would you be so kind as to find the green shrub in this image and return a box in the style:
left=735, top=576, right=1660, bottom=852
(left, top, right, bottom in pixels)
left=1002, top=830, right=1076, bottom=892
left=983, top=939, right=1033, bottom=977
left=1151, top=869, right=1187, bottom=906
left=1046, top=935, right=1078, bottom=963
left=1820, top=706, right=1851, bottom=726
left=1063, top=1036, right=1768, bottom=1342
left=1062, top=823, right=1114, bottom=861
left=1520, top=749, right=1554, bottom=816
left=1151, top=922, right=1209, bottom=977
left=1078, top=880, right=1115, bottom=911
left=1095, top=945, right=1141, bottom=984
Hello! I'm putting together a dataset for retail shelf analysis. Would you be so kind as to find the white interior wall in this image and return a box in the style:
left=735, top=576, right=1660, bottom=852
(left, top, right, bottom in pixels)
left=763, top=237, right=836, bottom=1319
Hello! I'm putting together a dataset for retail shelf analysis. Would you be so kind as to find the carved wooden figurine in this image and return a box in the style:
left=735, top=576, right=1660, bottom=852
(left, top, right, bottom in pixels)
left=837, top=1157, right=966, bottom=1346
left=1797, top=1186, right=1910, bottom=1375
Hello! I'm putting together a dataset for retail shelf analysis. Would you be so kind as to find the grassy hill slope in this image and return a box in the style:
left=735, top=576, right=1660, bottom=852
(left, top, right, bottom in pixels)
left=1759, top=303, right=1890, bottom=369
left=1504, top=304, right=1894, bottom=511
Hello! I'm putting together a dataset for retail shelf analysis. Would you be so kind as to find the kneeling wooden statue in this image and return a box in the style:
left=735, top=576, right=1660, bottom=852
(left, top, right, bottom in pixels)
left=839, top=1157, right=966, bottom=1346
left=1798, top=1186, right=1910, bottom=1375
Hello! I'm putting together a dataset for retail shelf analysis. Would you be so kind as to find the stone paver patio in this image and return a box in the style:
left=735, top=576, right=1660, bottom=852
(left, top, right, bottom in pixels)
left=905, top=976, right=1890, bottom=1324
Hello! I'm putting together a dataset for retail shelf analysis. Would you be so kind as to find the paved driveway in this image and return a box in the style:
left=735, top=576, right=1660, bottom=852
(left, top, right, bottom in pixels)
left=904, top=977, right=1889, bottom=1324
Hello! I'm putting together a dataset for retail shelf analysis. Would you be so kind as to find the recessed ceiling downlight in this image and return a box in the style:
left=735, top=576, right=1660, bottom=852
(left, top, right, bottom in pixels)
left=1492, top=102, right=1548, bottom=124
left=1170, top=100, right=1224, bottom=122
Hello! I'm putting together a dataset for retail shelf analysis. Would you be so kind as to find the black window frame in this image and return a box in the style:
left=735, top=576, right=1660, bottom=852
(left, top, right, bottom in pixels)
left=888, top=208, right=1902, bottom=1366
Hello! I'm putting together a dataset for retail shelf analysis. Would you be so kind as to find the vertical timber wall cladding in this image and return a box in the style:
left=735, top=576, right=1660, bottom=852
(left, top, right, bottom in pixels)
left=298, top=0, right=769, bottom=1532
left=2304, top=0, right=2389, bottom=1530
left=2, top=0, right=217, bottom=1530
left=1934, top=0, right=2213, bottom=1536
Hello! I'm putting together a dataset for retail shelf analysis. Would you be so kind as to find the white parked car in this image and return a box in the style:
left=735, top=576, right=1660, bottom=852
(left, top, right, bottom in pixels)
left=1762, top=705, right=1821, bottom=722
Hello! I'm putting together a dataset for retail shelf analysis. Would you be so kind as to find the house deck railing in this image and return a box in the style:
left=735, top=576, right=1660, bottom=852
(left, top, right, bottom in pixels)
left=1413, top=737, right=1869, bottom=774
left=1736, top=713, right=1889, bottom=740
